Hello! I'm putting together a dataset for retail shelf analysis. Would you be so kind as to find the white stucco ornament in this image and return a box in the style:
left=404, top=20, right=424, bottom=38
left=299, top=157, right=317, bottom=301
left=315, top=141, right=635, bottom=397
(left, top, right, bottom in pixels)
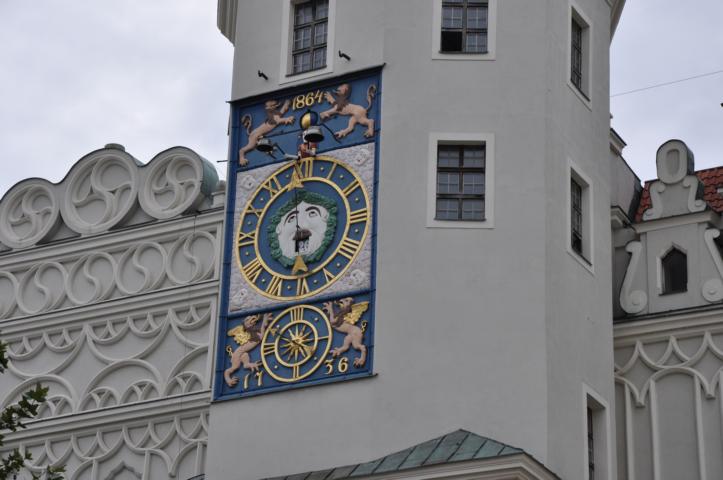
left=60, top=151, right=140, bottom=235
left=656, top=139, right=694, bottom=185
left=703, top=229, right=723, bottom=302
left=139, top=148, right=218, bottom=219
left=0, top=179, right=59, bottom=249
left=620, top=241, right=648, bottom=314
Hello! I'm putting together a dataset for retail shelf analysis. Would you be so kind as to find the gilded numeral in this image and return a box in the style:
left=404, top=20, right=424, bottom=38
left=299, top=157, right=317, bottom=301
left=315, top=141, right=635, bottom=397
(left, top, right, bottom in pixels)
left=262, top=343, right=275, bottom=356
left=323, top=268, right=335, bottom=283
left=255, top=371, right=264, bottom=386
left=298, top=157, right=314, bottom=178
left=290, top=306, right=304, bottom=322
left=348, top=208, right=368, bottom=224
left=338, top=357, right=349, bottom=373
left=292, top=364, right=301, bottom=379
left=342, top=179, right=361, bottom=197
left=361, top=320, right=368, bottom=333
left=243, top=373, right=250, bottom=389
left=266, top=275, right=283, bottom=296
left=296, top=277, right=310, bottom=296
left=324, top=359, right=334, bottom=375
left=242, top=258, right=264, bottom=283
left=261, top=176, right=282, bottom=196
left=238, top=230, right=256, bottom=248
left=338, top=237, right=361, bottom=260
left=245, top=207, right=263, bottom=217
left=325, top=162, right=337, bottom=180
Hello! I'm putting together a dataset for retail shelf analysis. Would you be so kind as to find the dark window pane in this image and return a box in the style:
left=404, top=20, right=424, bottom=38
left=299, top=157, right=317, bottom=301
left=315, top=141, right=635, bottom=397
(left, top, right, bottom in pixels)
left=462, top=200, right=484, bottom=220
left=571, top=178, right=583, bottom=255
left=295, top=3, right=313, bottom=25
left=293, top=52, right=312, bottom=74
left=442, top=6, right=464, bottom=28
left=438, top=146, right=460, bottom=167
left=462, top=146, right=485, bottom=167
left=441, top=30, right=463, bottom=52
left=314, top=22, right=327, bottom=45
left=465, top=32, right=486, bottom=53
left=467, top=6, right=488, bottom=29
left=437, top=173, right=460, bottom=194
left=294, top=26, right=312, bottom=50
left=315, top=0, right=329, bottom=19
left=436, top=199, right=459, bottom=220
left=313, top=47, right=327, bottom=69
left=463, top=173, right=484, bottom=194
left=571, top=18, right=583, bottom=89
left=662, top=249, right=687, bottom=293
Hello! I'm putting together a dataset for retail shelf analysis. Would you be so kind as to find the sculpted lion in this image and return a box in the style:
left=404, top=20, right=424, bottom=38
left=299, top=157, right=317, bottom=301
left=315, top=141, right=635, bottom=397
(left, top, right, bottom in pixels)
left=322, top=297, right=369, bottom=367
left=320, top=84, right=377, bottom=139
left=238, top=99, right=295, bottom=167
left=224, top=312, right=272, bottom=387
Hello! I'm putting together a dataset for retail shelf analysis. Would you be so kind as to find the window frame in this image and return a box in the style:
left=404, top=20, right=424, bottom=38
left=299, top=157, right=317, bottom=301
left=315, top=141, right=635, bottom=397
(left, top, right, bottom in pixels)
left=567, top=160, right=594, bottom=272
left=567, top=3, right=592, bottom=107
left=427, top=133, right=495, bottom=229
left=435, top=145, right=486, bottom=222
left=432, top=0, right=497, bottom=61
left=279, top=0, right=336, bottom=84
left=440, top=0, right=489, bottom=55
left=659, top=246, right=688, bottom=295
left=291, top=0, right=329, bottom=75
left=582, top=385, right=612, bottom=480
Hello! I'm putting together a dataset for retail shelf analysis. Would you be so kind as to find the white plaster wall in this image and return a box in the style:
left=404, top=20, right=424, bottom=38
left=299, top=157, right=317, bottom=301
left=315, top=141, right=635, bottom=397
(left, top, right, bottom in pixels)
left=209, top=1, right=617, bottom=479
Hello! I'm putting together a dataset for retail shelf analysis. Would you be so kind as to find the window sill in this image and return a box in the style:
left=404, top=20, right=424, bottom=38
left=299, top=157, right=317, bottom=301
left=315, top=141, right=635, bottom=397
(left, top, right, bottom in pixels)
left=567, top=247, right=594, bottom=275
left=279, top=64, right=333, bottom=85
left=659, top=289, right=687, bottom=296
left=432, top=50, right=495, bottom=61
left=426, top=218, right=494, bottom=229
left=567, top=81, right=592, bottom=110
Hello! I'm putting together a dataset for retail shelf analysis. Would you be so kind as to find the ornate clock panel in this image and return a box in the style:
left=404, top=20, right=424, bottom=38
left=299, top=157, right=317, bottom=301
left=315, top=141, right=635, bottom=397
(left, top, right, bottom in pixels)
left=216, top=69, right=380, bottom=399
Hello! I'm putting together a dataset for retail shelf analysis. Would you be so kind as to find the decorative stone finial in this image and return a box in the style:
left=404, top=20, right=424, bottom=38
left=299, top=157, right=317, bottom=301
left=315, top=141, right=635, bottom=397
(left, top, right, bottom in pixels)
left=104, top=143, right=126, bottom=151
left=655, top=140, right=694, bottom=184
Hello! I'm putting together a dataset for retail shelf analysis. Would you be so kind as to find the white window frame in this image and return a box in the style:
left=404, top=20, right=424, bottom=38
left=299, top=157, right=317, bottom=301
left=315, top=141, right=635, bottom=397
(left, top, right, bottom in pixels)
left=567, top=159, right=594, bottom=272
left=279, top=0, right=336, bottom=85
left=427, top=132, right=495, bottom=229
left=431, top=0, right=497, bottom=61
left=567, top=2, right=592, bottom=108
left=582, top=384, right=612, bottom=480
left=657, top=243, right=688, bottom=295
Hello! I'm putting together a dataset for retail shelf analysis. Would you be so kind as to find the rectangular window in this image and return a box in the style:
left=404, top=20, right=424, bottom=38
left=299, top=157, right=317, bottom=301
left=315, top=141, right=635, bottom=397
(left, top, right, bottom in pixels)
left=571, top=178, right=583, bottom=255
left=435, top=145, right=486, bottom=221
left=441, top=1, right=488, bottom=53
left=292, top=0, right=328, bottom=75
left=569, top=7, right=590, bottom=100
left=587, top=407, right=595, bottom=480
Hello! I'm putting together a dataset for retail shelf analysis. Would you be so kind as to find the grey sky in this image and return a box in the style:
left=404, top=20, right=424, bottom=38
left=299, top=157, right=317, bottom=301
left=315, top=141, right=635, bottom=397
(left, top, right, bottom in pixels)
left=0, top=1, right=721, bottom=196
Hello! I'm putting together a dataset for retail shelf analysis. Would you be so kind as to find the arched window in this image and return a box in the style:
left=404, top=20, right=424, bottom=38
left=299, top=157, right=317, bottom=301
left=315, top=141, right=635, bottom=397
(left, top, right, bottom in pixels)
left=662, top=248, right=687, bottom=294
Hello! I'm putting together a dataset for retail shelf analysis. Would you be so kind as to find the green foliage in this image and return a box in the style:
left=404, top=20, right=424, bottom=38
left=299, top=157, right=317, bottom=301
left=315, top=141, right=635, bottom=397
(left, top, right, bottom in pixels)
left=0, top=338, right=65, bottom=480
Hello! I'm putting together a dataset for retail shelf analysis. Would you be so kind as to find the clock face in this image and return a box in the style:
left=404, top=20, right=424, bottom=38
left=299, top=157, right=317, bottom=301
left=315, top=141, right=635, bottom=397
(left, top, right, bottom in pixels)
left=235, top=155, right=370, bottom=301
left=260, top=305, right=332, bottom=383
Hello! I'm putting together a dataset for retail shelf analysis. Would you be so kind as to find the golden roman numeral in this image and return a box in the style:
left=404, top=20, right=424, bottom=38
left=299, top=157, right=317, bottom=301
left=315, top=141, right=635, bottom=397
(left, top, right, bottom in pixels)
left=296, top=278, right=310, bottom=296
left=262, top=343, right=275, bottom=356
left=342, top=179, right=361, bottom=197
left=242, top=258, right=263, bottom=283
left=261, top=176, right=282, bottom=195
left=292, top=364, right=301, bottom=379
left=348, top=208, right=368, bottom=224
left=298, top=157, right=314, bottom=178
left=338, top=237, right=361, bottom=260
left=290, top=306, right=304, bottom=322
left=323, top=268, right=335, bottom=283
left=266, top=275, right=283, bottom=296
left=238, top=230, right=256, bottom=248
left=245, top=207, right=263, bottom=217
left=325, top=162, right=337, bottom=180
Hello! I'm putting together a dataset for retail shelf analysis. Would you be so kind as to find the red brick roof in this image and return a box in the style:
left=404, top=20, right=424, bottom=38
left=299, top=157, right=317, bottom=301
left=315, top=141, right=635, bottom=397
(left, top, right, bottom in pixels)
left=635, top=167, right=723, bottom=222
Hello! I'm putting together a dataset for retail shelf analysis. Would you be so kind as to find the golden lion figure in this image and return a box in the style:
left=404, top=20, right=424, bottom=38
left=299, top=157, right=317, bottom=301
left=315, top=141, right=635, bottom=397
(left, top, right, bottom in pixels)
left=224, top=312, right=273, bottom=387
left=238, top=99, right=295, bottom=166
left=319, top=84, right=377, bottom=139
left=322, top=297, right=369, bottom=367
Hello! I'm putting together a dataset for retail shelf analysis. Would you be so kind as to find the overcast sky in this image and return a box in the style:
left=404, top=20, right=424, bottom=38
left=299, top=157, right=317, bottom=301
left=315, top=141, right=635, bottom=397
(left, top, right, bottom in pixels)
left=1, top=1, right=722, bottom=196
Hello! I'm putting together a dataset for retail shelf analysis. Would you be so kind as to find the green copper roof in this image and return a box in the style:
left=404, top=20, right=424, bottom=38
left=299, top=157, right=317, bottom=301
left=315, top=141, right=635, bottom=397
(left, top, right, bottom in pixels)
left=261, top=429, right=528, bottom=480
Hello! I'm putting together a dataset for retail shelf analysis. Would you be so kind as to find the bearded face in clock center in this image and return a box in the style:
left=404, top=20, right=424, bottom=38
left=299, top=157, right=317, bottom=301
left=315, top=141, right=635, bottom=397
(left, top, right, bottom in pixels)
left=276, top=201, right=330, bottom=258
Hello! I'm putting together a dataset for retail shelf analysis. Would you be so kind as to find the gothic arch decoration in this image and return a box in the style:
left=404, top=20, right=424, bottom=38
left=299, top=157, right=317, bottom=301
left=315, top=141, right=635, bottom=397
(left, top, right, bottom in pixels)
left=659, top=245, right=687, bottom=294
left=0, top=146, right=221, bottom=251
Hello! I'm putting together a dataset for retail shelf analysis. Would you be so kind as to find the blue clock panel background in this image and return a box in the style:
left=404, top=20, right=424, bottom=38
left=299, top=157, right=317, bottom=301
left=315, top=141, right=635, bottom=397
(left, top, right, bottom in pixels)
left=214, top=67, right=382, bottom=400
